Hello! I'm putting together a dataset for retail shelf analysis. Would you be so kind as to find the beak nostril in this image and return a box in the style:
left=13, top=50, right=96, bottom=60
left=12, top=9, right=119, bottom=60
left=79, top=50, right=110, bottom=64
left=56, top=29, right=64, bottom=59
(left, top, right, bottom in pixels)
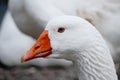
left=35, top=46, right=40, bottom=50
left=33, top=46, right=40, bottom=52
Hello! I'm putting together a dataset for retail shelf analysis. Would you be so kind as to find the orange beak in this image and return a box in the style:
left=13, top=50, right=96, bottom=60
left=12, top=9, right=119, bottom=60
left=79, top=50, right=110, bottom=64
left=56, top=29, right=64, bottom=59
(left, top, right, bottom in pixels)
left=21, top=30, right=52, bottom=62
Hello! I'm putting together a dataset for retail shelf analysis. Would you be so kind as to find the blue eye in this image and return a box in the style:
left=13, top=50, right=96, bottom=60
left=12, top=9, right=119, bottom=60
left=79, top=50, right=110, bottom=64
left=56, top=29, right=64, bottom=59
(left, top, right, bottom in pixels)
left=58, top=27, right=65, bottom=33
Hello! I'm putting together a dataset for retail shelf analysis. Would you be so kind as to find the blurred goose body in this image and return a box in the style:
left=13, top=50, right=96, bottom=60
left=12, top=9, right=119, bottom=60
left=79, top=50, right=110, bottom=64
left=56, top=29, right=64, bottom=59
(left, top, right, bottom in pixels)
left=9, top=0, right=77, bottom=38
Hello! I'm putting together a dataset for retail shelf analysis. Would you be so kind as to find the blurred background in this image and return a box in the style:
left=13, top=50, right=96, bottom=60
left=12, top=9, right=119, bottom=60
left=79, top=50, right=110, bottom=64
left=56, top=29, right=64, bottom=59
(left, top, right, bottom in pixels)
left=0, top=0, right=120, bottom=80
left=0, top=0, right=8, bottom=25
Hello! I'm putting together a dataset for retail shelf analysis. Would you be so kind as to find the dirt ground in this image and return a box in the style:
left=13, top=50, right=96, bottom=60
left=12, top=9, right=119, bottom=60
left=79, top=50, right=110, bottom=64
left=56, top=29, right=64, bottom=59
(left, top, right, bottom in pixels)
left=0, top=64, right=78, bottom=80
left=0, top=63, right=120, bottom=80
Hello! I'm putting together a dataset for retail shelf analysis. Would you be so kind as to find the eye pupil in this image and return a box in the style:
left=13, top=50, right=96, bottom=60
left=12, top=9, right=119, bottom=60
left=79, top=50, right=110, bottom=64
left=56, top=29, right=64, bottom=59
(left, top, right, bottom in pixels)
left=58, top=27, right=65, bottom=33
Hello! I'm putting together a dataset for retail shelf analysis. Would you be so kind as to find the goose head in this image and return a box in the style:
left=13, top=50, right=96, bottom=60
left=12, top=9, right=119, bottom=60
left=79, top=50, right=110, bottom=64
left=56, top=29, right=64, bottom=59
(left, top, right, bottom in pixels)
left=21, top=16, right=100, bottom=61
left=21, top=15, right=113, bottom=61
left=21, top=16, right=117, bottom=80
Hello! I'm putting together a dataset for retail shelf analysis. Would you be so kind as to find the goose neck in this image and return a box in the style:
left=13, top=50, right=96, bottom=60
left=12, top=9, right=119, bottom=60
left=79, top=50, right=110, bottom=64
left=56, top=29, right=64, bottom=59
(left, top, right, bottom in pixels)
left=73, top=47, right=117, bottom=80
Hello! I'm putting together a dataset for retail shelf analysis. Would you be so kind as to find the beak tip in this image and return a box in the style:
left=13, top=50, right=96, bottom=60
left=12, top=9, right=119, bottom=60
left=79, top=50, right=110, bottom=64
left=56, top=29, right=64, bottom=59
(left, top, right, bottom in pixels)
left=21, top=56, right=26, bottom=63
left=20, top=30, right=51, bottom=63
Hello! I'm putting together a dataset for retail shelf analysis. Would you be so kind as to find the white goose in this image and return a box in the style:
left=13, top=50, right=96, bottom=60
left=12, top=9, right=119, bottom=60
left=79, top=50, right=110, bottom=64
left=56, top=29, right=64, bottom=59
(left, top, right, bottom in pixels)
left=0, top=11, right=72, bottom=67
left=21, top=16, right=118, bottom=80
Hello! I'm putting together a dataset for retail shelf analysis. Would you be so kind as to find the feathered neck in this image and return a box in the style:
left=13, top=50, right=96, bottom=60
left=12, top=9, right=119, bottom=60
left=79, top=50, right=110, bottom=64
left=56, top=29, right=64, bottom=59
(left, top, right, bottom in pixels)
left=72, top=38, right=118, bottom=80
